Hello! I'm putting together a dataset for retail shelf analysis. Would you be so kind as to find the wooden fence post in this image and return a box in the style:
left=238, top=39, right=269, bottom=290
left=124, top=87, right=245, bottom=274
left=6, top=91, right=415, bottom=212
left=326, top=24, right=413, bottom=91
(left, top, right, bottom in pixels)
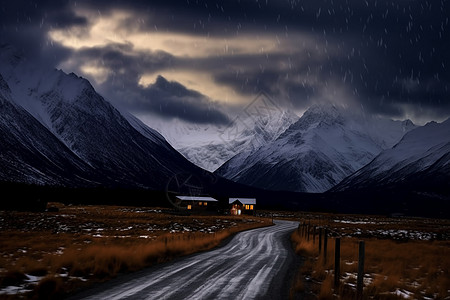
left=334, top=238, right=341, bottom=288
left=323, top=229, right=328, bottom=264
left=357, top=240, right=365, bottom=300
left=300, top=223, right=303, bottom=238
left=313, top=226, right=316, bottom=244
left=318, top=228, right=322, bottom=254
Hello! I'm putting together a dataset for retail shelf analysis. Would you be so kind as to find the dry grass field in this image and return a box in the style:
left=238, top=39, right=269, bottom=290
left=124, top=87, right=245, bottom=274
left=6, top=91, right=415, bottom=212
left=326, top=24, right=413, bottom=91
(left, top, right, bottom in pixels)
left=0, top=203, right=272, bottom=299
left=287, top=212, right=450, bottom=300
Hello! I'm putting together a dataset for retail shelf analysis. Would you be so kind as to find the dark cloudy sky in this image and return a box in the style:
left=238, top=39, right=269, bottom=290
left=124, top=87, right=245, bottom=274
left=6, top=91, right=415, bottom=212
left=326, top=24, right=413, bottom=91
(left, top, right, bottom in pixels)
left=1, top=0, right=449, bottom=125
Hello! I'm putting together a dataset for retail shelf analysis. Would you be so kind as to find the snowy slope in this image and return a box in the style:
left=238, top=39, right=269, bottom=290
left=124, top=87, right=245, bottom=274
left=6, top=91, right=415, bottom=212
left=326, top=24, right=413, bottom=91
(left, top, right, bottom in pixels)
left=142, top=110, right=298, bottom=172
left=0, top=45, right=202, bottom=189
left=215, top=103, right=416, bottom=193
left=332, top=118, right=450, bottom=192
left=0, top=73, right=101, bottom=186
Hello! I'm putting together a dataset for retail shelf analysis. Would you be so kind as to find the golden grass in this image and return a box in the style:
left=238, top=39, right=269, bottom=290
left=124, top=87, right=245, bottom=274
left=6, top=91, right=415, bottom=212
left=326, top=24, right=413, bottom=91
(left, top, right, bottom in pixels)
left=47, top=230, right=240, bottom=279
left=0, top=203, right=272, bottom=299
left=290, top=219, right=450, bottom=300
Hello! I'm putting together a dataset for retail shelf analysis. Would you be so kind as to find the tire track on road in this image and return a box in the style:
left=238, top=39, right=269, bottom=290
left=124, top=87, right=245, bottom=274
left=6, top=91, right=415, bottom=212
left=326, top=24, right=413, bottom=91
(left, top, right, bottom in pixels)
left=74, top=220, right=299, bottom=300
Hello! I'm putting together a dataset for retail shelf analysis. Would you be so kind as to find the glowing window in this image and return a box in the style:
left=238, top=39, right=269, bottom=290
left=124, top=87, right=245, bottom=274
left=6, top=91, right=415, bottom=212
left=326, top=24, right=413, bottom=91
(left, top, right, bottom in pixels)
left=204, top=202, right=207, bottom=206
left=187, top=205, right=192, bottom=210
left=198, top=202, right=202, bottom=206
left=250, top=205, right=254, bottom=210
left=245, top=205, right=249, bottom=210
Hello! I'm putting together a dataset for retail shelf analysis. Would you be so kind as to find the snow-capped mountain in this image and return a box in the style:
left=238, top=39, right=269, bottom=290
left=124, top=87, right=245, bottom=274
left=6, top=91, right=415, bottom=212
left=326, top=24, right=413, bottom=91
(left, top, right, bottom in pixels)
left=0, top=73, right=102, bottom=186
left=0, top=45, right=201, bottom=189
left=331, top=118, right=450, bottom=193
left=215, top=103, right=416, bottom=193
left=142, top=108, right=298, bottom=172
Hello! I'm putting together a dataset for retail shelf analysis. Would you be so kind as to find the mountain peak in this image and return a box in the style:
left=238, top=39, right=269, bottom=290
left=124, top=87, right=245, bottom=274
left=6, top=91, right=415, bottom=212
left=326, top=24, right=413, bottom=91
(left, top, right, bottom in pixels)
left=402, top=119, right=414, bottom=126
left=289, top=103, right=348, bottom=132
left=401, top=119, right=416, bottom=132
left=152, top=74, right=203, bottom=100
left=155, top=75, right=169, bottom=86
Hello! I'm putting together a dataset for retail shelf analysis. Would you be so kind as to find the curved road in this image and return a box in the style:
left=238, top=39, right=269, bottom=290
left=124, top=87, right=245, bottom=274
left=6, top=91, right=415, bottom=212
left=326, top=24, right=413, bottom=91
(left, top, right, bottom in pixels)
left=72, top=220, right=299, bottom=300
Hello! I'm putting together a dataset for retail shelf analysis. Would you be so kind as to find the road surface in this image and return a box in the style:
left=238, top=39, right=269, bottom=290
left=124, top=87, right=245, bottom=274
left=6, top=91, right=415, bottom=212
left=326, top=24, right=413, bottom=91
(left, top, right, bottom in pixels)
left=71, top=219, right=299, bottom=300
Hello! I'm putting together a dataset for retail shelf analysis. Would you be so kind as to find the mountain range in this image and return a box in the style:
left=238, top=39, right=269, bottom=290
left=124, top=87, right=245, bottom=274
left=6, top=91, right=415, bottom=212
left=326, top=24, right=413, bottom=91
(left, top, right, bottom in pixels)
left=1, top=44, right=449, bottom=216
left=0, top=45, right=201, bottom=190
left=143, top=100, right=298, bottom=172
left=332, top=118, right=450, bottom=194
left=215, top=104, right=417, bottom=193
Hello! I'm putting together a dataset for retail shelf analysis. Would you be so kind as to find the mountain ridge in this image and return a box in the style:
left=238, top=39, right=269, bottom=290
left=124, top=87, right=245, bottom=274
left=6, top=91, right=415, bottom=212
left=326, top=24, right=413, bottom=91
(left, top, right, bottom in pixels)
left=0, top=45, right=203, bottom=190
left=331, top=117, right=450, bottom=193
left=143, top=108, right=298, bottom=172
left=215, top=103, right=416, bottom=193
left=0, top=73, right=102, bottom=186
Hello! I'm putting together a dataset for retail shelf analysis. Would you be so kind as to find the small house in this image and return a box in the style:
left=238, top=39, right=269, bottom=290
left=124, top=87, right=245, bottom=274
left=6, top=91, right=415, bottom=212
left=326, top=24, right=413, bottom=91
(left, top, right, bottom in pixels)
left=229, top=198, right=256, bottom=215
left=176, top=196, right=219, bottom=212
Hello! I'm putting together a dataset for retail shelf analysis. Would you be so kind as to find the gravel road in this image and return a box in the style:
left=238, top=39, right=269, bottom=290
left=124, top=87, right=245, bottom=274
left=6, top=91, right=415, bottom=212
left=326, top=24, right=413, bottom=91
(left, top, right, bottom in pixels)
left=70, top=219, right=299, bottom=300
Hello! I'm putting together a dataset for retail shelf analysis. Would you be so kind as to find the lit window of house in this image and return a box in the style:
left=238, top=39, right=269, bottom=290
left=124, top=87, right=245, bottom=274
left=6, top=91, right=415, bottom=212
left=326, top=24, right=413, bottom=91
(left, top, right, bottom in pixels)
left=228, top=198, right=256, bottom=215
left=187, top=205, right=192, bottom=210
left=204, top=202, right=207, bottom=206
left=198, top=202, right=202, bottom=206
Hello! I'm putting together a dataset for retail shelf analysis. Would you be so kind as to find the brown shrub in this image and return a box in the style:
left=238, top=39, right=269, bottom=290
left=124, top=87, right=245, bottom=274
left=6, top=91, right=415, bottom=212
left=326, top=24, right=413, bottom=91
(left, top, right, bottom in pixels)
left=32, top=276, right=64, bottom=300
left=0, top=270, right=27, bottom=287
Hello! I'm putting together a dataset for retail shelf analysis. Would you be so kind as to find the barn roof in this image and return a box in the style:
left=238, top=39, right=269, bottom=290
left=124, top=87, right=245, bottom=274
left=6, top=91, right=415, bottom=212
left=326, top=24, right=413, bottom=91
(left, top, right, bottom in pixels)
left=229, top=198, right=256, bottom=205
left=176, top=196, right=218, bottom=202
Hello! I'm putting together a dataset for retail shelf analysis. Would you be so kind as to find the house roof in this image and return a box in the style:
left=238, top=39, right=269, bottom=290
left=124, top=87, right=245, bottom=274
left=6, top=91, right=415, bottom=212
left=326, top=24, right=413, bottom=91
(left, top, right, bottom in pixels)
left=176, top=196, right=218, bottom=202
left=229, top=198, right=256, bottom=205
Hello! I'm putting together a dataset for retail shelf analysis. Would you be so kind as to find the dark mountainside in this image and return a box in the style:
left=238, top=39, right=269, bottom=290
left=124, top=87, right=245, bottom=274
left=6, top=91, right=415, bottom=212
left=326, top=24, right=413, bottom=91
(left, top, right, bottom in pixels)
left=0, top=45, right=448, bottom=217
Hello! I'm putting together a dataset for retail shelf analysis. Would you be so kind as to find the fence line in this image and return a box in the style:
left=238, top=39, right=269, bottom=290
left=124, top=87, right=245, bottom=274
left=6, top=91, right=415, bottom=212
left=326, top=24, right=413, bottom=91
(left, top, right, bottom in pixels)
left=295, top=222, right=365, bottom=298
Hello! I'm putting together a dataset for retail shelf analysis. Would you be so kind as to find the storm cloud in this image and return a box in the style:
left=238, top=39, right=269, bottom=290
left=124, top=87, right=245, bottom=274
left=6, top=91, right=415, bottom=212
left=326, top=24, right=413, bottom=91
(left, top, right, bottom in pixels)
left=1, top=0, right=449, bottom=125
left=60, top=44, right=230, bottom=124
